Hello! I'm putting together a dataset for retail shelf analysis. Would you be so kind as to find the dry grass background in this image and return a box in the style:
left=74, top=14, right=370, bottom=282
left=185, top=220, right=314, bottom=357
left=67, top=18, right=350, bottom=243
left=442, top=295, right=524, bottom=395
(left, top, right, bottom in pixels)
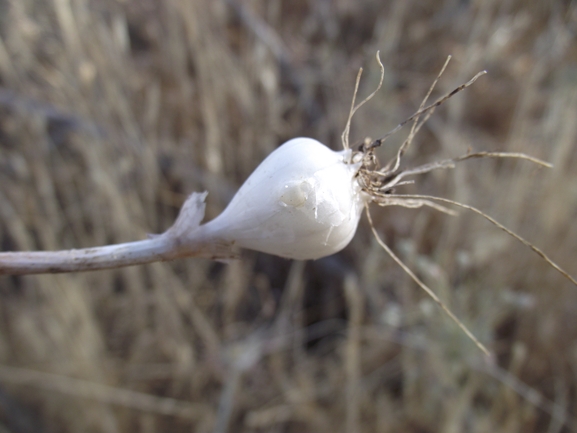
left=0, top=0, right=576, bottom=432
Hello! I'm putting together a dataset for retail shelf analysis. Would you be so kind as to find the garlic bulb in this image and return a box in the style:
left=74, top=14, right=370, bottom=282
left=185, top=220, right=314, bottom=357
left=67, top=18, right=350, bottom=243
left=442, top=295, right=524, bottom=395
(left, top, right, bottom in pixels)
left=201, top=137, right=367, bottom=260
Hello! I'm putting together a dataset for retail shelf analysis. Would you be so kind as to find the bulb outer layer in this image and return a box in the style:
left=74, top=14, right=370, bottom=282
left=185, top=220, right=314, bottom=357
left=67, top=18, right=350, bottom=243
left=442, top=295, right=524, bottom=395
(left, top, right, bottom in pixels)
left=202, top=138, right=365, bottom=260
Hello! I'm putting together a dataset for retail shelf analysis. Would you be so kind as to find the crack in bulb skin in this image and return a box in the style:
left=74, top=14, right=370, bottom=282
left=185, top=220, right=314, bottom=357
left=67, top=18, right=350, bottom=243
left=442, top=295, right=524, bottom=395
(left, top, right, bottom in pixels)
left=200, top=138, right=369, bottom=260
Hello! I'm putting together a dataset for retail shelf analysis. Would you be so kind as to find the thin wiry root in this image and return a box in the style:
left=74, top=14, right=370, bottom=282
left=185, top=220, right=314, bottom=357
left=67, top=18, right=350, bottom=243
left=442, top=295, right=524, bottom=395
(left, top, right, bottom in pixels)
left=341, top=51, right=385, bottom=152
left=363, top=60, right=486, bottom=155
left=384, top=55, right=453, bottom=173
left=386, top=194, right=577, bottom=288
left=367, top=151, right=553, bottom=194
left=452, top=151, right=552, bottom=168
left=365, top=205, right=491, bottom=358
left=346, top=54, right=576, bottom=358
left=372, top=196, right=458, bottom=216
left=344, top=59, right=494, bottom=355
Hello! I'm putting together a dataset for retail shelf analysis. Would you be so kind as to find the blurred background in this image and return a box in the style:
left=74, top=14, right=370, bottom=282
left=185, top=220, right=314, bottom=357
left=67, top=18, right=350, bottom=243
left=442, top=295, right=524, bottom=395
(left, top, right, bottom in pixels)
left=0, top=0, right=576, bottom=432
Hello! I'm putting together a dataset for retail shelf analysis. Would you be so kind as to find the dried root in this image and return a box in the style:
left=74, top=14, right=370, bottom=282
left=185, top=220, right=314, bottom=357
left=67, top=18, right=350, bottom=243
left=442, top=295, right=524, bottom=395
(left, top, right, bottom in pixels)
left=343, top=53, right=577, bottom=357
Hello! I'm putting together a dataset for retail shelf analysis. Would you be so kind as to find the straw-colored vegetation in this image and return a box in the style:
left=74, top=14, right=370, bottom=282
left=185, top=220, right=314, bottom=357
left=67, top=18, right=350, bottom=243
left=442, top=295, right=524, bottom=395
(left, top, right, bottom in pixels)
left=0, top=0, right=576, bottom=432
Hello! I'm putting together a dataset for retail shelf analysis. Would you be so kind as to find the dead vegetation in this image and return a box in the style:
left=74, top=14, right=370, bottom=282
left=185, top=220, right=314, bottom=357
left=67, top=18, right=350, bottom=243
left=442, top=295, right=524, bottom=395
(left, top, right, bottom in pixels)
left=0, top=0, right=576, bottom=432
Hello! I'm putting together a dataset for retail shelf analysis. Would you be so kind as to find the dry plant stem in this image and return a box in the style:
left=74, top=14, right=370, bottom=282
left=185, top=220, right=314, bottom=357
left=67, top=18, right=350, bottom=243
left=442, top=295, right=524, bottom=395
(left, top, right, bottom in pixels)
left=478, top=362, right=577, bottom=430
left=0, top=192, right=235, bottom=275
left=387, top=194, right=577, bottom=288
left=0, top=236, right=178, bottom=275
left=365, top=206, right=492, bottom=357
left=0, top=364, right=205, bottom=419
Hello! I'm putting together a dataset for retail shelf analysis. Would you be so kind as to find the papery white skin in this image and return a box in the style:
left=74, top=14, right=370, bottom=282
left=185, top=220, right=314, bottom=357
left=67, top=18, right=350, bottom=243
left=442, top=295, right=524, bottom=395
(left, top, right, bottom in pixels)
left=201, top=138, right=367, bottom=260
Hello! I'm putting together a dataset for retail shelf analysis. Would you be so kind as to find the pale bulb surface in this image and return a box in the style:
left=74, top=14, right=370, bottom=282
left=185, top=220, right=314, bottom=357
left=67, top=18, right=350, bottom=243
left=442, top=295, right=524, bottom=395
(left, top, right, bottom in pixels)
left=202, top=138, right=366, bottom=260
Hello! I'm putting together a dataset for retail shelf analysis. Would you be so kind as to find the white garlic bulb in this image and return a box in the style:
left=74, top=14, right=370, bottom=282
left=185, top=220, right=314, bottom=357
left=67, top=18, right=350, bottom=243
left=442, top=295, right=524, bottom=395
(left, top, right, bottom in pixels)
left=201, top=137, right=367, bottom=260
